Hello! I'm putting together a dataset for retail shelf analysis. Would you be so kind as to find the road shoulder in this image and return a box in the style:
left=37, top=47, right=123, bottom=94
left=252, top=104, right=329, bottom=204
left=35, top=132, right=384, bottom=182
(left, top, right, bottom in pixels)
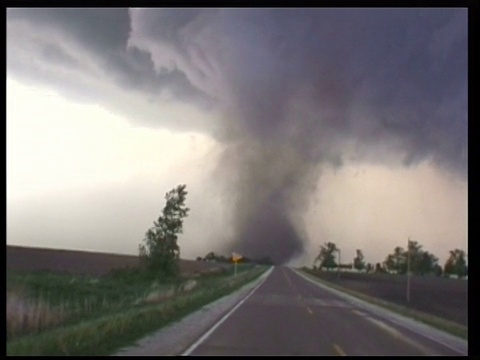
left=114, top=267, right=273, bottom=356
left=292, top=268, right=468, bottom=356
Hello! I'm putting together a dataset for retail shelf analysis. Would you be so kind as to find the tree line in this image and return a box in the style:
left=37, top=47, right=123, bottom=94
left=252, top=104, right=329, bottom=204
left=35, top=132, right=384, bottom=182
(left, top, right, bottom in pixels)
left=196, top=252, right=274, bottom=266
left=314, top=241, right=467, bottom=279
left=134, top=183, right=467, bottom=280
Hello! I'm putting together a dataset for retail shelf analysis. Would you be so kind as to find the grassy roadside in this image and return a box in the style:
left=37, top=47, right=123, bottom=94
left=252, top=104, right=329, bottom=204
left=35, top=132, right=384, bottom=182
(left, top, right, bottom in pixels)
left=298, top=268, right=467, bottom=340
left=7, top=265, right=267, bottom=356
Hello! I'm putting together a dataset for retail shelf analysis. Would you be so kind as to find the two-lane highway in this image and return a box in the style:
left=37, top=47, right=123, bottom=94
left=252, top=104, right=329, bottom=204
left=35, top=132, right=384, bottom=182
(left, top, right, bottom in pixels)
left=183, top=266, right=466, bottom=356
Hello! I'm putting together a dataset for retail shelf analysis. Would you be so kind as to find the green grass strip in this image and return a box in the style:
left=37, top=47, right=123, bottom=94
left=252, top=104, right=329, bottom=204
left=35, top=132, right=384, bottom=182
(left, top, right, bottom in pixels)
left=298, top=269, right=467, bottom=340
left=7, top=268, right=266, bottom=356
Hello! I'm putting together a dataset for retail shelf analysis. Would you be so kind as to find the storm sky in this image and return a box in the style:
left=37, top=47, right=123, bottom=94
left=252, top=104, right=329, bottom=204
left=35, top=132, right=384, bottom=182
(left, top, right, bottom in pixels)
left=7, top=8, right=467, bottom=266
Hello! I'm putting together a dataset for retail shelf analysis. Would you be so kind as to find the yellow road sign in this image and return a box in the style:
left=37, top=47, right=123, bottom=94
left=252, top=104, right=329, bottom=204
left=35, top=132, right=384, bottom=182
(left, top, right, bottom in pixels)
left=232, top=252, right=242, bottom=262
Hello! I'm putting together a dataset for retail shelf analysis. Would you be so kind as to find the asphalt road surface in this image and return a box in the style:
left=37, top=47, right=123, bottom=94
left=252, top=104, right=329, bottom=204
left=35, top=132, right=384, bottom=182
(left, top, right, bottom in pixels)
left=183, top=266, right=466, bottom=356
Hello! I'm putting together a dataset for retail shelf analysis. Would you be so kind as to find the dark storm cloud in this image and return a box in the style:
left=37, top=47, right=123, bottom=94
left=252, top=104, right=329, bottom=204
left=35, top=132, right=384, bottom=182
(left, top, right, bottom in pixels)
left=7, top=8, right=467, bottom=263
left=130, top=9, right=467, bottom=261
left=129, top=8, right=467, bottom=168
left=7, top=8, right=212, bottom=112
left=40, top=43, right=81, bottom=67
left=130, top=8, right=468, bottom=262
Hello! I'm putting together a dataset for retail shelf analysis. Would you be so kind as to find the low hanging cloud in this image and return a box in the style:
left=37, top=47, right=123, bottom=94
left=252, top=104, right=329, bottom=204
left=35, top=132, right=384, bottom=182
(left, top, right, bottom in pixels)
left=7, top=9, right=467, bottom=263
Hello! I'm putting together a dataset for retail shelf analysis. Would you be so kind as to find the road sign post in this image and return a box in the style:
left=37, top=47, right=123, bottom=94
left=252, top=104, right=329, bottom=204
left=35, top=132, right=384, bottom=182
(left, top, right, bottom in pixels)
left=337, top=248, right=341, bottom=279
left=232, top=252, right=242, bottom=277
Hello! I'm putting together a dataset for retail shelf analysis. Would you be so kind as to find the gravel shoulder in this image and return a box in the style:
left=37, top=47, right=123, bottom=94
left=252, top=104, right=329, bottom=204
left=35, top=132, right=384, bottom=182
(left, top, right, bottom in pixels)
left=114, top=268, right=273, bottom=356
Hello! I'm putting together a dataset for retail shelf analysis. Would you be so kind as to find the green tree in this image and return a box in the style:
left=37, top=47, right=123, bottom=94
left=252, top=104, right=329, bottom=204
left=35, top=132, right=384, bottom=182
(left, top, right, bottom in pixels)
left=204, top=251, right=216, bottom=262
left=432, top=263, right=443, bottom=277
left=315, top=242, right=338, bottom=270
left=139, top=184, right=190, bottom=277
left=375, top=263, right=386, bottom=273
left=353, top=249, right=366, bottom=271
left=444, top=249, right=467, bottom=279
left=384, top=246, right=406, bottom=274
left=407, top=240, right=425, bottom=275
left=385, top=241, right=438, bottom=275
left=417, top=251, right=439, bottom=276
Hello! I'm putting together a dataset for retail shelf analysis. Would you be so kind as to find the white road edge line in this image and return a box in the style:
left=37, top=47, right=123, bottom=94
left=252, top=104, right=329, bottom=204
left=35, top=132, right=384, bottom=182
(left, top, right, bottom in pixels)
left=180, top=266, right=274, bottom=356
left=365, top=316, right=436, bottom=355
left=291, top=268, right=468, bottom=356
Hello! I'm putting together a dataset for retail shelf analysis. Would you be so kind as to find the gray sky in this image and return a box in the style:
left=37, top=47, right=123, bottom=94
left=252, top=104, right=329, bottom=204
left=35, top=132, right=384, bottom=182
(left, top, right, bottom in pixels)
left=7, top=8, right=467, bottom=266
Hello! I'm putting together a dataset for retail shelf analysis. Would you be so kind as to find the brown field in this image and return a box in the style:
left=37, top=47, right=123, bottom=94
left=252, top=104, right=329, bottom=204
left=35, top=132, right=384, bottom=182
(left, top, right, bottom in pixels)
left=8, top=246, right=466, bottom=327
left=6, top=245, right=227, bottom=278
left=309, top=270, right=468, bottom=326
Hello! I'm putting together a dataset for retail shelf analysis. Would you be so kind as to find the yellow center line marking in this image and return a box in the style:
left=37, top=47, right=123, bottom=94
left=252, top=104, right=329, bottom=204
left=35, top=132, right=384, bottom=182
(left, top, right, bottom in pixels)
left=332, top=343, right=346, bottom=356
left=351, top=309, right=366, bottom=317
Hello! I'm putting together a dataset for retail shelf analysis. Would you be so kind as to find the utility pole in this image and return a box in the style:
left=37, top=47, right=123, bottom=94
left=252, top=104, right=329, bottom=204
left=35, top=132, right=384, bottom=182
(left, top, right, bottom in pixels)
left=337, top=248, right=341, bottom=279
left=407, top=237, right=411, bottom=304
